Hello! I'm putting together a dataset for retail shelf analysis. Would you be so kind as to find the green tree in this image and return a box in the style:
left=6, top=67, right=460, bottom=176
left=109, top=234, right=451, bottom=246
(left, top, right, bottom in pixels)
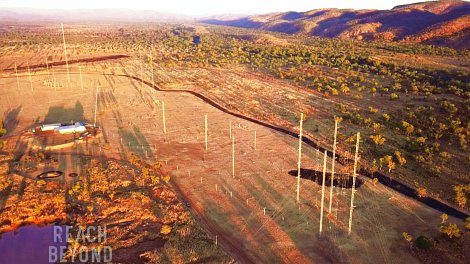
left=401, top=121, right=414, bottom=136
left=439, top=223, right=461, bottom=238
left=382, top=113, right=390, bottom=122
left=370, top=134, right=386, bottom=145
left=440, top=213, right=448, bottom=224
left=372, top=123, right=382, bottom=132
left=417, top=187, right=427, bottom=198
left=368, top=106, right=378, bottom=114
left=416, top=136, right=427, bottom=146
left=372, top=178, right=379, bottom=186
left=160, top=224, right=172, bottom=235
left=0, top=120, right=6, bottom=137
left=384, top=155, right=396, bottom=173
left=458, top=134, right=467, bottom=151
left=390, top=93, right=399, bottom=100
left=453, top=185, right=467, bottom=208
left=402, top=232, right=413, bottom=245
left=394, top=151, right=407, bottom=166
left=415, top=235, right=433, bottom=250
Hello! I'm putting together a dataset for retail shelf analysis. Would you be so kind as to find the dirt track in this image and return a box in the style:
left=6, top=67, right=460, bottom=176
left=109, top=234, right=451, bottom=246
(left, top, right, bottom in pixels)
left=3, top=54, right=130, bottom=71
left=171, top=182, right=255, bottom=264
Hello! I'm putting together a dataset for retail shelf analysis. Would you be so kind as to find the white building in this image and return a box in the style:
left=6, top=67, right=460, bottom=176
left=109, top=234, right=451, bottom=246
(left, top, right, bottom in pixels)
left=41, top=123, right=61, bottom=131
left=56, top=122, right=86, bottom=134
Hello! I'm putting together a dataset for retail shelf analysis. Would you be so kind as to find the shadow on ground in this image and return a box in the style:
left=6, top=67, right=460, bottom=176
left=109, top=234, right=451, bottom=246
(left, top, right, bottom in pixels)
left=44, top=101, right=86, bottom=124
left=288, top=168, right=363, bottom=189
left=3, top=106, right=22, bottom=135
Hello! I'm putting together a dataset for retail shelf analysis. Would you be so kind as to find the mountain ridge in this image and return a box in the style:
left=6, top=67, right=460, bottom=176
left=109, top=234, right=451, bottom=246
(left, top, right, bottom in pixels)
left=201, top=0, right=470, bottom=49
left=0, top=7, right=192, bottom=22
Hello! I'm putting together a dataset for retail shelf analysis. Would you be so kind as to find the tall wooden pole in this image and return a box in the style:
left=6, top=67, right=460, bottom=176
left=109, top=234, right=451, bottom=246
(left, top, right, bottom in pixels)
left=46, top=57, right=50, bottom=79
left=348, top=132, right=360, bottom=235
left=93, top=84, right=99, bottom=127
left=162, top=101, right=166, bottom=134
left=140, top=47, right=143, bottom=90
left=254, top=130, right=257, bottom=150
left=14, top=62, right=20, bottom=90
left=150, top=52, right=154, bottom=87
left=296, top=113, right=304, bottom=202
left=61, top=23, right=71, bottom=86
left=319, top=150, right=327, bottom=234
left=328, top=118, right=338, bottom=213
left=229, top=120, right=232, bottom=138
left=52, top=68, right=56, bottom=89
left=205, top=114, right=208, bottom=150
left=232, top=136, right=235, bottom=178
left=27, top=63, right=33, bottom=92
left=79, top=66, right=84, bottom=90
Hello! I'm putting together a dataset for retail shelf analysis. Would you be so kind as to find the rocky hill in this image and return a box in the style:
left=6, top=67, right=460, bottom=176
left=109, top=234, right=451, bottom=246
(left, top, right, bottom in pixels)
left=201, top=0, right=470, bottom=49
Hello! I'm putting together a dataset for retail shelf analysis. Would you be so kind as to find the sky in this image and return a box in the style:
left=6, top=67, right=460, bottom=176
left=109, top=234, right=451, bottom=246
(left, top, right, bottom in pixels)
left=0, top=0, right=427, bottom=16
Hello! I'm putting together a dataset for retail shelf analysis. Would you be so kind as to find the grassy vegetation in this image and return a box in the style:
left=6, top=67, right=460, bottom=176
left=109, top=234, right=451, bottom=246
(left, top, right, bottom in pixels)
left=0, top=120, right=6, bottom=149
left=0, top=121, right=6, bottom=137
left=1, top=23, right=468, bottom=211
left=146, top=25, right=469, bottom=210
left=0, top=151, right=232, bottom=263
left=1, top=22, right=469, bottom=263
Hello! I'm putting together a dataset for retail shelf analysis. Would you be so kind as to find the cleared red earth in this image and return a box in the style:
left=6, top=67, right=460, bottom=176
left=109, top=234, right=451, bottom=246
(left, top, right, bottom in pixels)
left=1, top=61, right=467, bottom=263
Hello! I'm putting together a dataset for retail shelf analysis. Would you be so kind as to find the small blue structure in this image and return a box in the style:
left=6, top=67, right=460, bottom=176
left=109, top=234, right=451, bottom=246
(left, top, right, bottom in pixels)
left=193, top=35, right=201, bottom=47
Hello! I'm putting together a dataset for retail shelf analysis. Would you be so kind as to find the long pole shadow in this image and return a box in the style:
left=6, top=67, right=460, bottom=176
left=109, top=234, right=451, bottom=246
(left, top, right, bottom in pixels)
left=288, top=168, right=364, bottom=189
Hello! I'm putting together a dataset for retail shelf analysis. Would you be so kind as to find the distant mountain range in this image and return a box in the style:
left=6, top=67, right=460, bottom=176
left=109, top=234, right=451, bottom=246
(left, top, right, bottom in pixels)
left=1, top=1, right=469, bottom=48
left=0, top=8, right=191, bottom=22
left=201, top=0, right=470, bottom=49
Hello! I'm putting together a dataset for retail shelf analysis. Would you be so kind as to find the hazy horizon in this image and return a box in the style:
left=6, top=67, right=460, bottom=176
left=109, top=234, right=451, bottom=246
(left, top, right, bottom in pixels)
left=0, top=0, right=432, bottom=16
